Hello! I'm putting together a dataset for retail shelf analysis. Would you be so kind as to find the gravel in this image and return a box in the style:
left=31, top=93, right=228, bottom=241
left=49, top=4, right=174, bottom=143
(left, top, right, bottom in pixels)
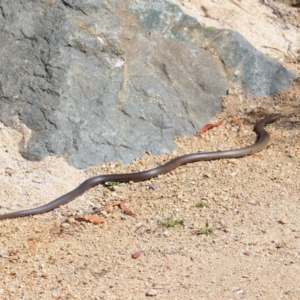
left=0, top=1, right=299, bottom=298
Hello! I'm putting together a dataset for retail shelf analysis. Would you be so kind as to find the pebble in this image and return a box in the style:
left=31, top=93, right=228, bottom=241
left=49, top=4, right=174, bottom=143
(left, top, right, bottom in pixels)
left=279, top=217, right=287, bottom=224
left=136, top=222, right=143, bottom=228
left=105, top=205, right=114, bottom=213
left=100, top=210, right=109, bottom=217
left=149, top=184, right=158, bottom=190
left=163, top=229, right=170, bottom=236
left=245, top=107, right=253, bottom=114
left=146, top=289, right=157, bottom=296
left=236, top=289, right=245, bottom=295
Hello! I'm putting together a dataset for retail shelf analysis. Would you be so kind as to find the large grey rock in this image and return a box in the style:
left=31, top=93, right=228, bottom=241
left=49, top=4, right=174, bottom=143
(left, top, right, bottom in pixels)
left=0, top=0, right=295, bottom=168
left=126, top=0, right=295, bottom=96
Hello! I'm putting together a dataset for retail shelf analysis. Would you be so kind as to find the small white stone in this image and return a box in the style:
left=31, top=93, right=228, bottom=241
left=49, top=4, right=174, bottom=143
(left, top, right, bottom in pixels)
left=163, top=229, right=170, bottom=236
left=146, top=288, right=157, bottom=296
left=100, top=210, right=109, bottom=217
left=236, top=289, right=245, bottom=295
left=234, top=70, right=240, bottom=76
left=231, top=125, right=239, bottom=132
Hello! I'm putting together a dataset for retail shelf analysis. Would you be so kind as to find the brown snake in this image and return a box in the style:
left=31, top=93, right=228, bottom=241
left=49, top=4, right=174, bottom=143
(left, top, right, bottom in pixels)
left=0, top=113, right=282, bottom=220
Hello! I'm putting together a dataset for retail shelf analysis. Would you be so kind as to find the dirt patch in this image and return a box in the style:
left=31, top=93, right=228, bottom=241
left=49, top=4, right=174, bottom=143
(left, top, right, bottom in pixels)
left=0, top=1, right=299, bottom=299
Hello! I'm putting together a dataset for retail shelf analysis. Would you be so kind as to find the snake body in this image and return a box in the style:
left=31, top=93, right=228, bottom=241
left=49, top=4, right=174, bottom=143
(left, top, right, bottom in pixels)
left=0, top=114, right=281, bottom=220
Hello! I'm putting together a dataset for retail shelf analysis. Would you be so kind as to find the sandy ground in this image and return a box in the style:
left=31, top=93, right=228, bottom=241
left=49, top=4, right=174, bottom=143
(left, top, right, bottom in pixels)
left=0, top=1, right=299, bottom=299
